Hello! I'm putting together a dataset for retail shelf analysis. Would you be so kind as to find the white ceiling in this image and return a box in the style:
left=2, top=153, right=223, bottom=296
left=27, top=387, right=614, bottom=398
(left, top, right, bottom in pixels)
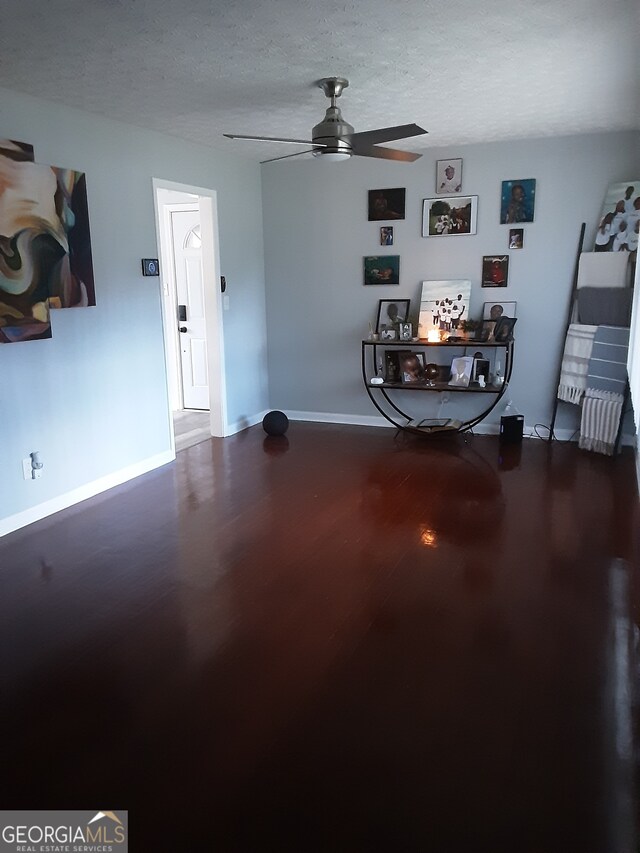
left=1, top=0, right=638, bottom=163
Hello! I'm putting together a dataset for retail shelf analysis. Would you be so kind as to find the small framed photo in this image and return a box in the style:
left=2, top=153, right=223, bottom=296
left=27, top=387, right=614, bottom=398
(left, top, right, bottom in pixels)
left=381, top=328, right=397, bottom=341
left=376, top=298, right=410, bottom=332
left=509, top=228, right=524, bottom=249
left=384, top=351, right=401, bottom=383
left=501, top=179, right=536, bottom=224
left=493, top=316, right=517, bottom=342
left=477, top=320, right=496, bottom=342
left=449, top=355, right=474, bottom=387
left=482, top=255, right=509, bottom=287
left=436, top=158, right=463, bottom=194
left=422, top=196, right=478, bottom=236
left=364, top=255, right=400, bottom=285
left=473, top=357, right=490, bottom=383
left=399, top=351, right=426, bottom=384
left=368, top=188, right=406, bottom=221
left=398, top=322, right=413, bottom=341
left=482, top=301, right=517, bottom=321
left=380, top=226, right=394, bottom=245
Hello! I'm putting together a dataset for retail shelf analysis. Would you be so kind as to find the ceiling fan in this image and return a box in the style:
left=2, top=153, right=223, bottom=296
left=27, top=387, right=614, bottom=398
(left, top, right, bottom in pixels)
left=224, top=77, right=427, bottom=164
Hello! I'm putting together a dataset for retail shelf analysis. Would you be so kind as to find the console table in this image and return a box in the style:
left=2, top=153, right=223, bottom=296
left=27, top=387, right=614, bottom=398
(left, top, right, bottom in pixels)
left=361, top=338, right=514, bottom=435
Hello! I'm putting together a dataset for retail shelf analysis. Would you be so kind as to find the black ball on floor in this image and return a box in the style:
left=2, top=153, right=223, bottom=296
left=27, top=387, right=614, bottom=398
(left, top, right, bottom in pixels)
left=262, top=410, right=289, bottom=436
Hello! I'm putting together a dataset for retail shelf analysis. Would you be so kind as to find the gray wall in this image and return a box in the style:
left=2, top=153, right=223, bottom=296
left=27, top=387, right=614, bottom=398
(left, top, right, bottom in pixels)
left=0, top=85, right=268, bottom=527
left=262, top=131, right=639, bottom=432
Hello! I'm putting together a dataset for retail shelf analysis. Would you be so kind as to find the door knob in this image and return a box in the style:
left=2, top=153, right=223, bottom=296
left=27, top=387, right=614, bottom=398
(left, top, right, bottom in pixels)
left=179, top=326, right=187, bottom=333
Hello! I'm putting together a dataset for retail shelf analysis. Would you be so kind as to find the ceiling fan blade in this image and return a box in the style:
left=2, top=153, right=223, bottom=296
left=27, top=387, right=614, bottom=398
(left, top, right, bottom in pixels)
left=350, top=124, right=427, bottom=148
left=224, top=133, right=328, bottom=147
left=354, top=145, right=422, bottom=162
left=260, top=149, right=316, bottom=164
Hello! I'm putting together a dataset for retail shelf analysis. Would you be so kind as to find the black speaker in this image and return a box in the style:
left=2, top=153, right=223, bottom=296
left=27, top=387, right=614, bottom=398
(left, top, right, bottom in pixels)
left=500, top=414, right=524, bottom=444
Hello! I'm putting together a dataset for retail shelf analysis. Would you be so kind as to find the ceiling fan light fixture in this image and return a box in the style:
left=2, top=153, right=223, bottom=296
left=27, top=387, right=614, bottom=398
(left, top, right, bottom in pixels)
left=313, top=150, right=351, bottom=162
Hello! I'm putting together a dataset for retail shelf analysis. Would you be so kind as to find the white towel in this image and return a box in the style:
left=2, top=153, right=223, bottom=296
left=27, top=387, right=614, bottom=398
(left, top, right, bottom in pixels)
left=557, top=323, right=598, bottom=404
left=578, top=392, right=624, bottom=456
left=576, top=252, right=629, bottom=289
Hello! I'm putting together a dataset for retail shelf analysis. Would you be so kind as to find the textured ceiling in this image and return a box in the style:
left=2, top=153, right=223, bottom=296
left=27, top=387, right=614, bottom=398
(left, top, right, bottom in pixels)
left=1, top=0, right=638, bottom=163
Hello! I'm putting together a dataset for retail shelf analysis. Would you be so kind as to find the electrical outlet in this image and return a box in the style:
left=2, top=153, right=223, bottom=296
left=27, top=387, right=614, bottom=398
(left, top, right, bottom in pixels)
left=22, top=458, right=32, bottom=480
left=33, top=467, right=43, bottom=479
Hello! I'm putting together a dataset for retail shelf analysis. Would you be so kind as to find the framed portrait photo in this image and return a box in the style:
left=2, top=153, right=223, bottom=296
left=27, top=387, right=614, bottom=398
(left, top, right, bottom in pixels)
left=399, top=351, right=426, bottom=384
left=509, top=228, right=524, bottom=249
left=482, top=255, right=509, bottom=288
left=493, top=316, right=517, bottom=342
left=594, top=181, right=640, bottom=252
left=376, top=298, right=410, bottom=333
left=368, top=188, right=406, bottom=221
left=500, top=179, right=536, bottom=224
left=422, top=196, right=478, bottom=237
left=380, top=226, right=394, bottom=246
left=436, top=158, right=462, bottom=194
left=364, top=255, right=400, bottom=286
left=482, top=301, right=517, bottom=321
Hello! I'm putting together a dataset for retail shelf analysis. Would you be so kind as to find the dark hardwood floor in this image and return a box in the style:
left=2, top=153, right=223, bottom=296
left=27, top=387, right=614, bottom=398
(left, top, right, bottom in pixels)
left=0, top=424, right=638, bottom=852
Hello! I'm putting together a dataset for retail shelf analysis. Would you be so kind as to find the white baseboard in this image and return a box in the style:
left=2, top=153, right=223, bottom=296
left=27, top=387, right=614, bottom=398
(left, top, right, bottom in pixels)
left=0, top=450, right=175, bottom=538
left=225, top=410, right=269, bottom=436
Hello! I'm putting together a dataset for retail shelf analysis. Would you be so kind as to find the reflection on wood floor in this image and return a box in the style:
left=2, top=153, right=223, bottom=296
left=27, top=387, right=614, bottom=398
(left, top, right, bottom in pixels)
left=173, top=408, right=210, bottom=452
left=0, top=424, right=637, bottom=851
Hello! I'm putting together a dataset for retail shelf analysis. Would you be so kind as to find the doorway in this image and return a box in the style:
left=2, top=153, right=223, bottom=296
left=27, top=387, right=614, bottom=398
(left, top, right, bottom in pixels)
left=153, top=180, right=228, bottom=451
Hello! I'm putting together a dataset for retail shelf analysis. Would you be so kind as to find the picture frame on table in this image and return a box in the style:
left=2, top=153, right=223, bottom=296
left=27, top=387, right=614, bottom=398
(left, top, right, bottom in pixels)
left=380, top=328, right=397, bottom=341
left=398, top=322, right=413, bottom=341
left=399, top=351, right=426, bottom=384
left=482, top=301, right=517, bottom=321
left=422, top=196, right=478, bottom=237
left=493, top=316, right=517, bottom=342
left=449, top=355, right=474, bottom=387
left=376, top=298, right=410, bottom=332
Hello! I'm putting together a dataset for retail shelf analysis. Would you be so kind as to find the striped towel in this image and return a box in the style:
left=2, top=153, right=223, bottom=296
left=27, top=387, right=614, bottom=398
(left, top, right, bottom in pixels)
left=579, top=325, right=629, bottom=455
left=557, top=323, right=598, bottom=404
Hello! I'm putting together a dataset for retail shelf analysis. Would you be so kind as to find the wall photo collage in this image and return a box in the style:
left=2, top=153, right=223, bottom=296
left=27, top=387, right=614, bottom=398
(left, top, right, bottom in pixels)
left=365, top=163, right=533, bottom=347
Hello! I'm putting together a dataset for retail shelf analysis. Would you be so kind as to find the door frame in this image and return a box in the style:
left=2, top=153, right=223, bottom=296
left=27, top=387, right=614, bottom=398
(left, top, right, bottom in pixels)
left=153, top=178, right=228, bottom=447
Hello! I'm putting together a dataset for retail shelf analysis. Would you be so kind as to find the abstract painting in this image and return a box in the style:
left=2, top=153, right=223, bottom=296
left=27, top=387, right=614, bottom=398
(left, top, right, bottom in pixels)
left=0, top=141, right=95, bottom=344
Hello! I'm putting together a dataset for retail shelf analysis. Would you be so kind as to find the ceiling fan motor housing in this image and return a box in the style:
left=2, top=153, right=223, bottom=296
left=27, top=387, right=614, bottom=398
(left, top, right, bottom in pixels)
left=312, top=106, right=354, bottom=156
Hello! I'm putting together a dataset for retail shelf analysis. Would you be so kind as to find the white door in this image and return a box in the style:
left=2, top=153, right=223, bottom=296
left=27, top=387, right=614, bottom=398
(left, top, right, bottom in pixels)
left=171, top=209, right=209, bottom=410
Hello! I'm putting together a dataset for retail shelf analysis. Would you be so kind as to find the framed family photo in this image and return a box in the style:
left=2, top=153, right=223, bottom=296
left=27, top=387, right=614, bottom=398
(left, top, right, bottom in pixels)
left=436, top=158, right=462, bottom=194
left=422, top=196, right=478, bottom=237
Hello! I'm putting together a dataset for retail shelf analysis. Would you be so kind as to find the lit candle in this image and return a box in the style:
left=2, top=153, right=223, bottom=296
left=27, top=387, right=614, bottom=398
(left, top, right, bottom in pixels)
left=427, top=329, right=440, bottom=343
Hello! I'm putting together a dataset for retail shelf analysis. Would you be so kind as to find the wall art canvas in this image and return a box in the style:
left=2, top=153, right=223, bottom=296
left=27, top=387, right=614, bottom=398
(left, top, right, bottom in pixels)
left=500, top=179, right=536, bottom=224
left=364, top=255, right=400, bottom=285
left=368, top=188, right=405, bottom=221
left=436, top=158, right=462, bottom=194
left=418, top=279, right=471, bottom=336
left=422, top=196, right=478, bottom=236
left=0, top=145, right=95, bottom=344
left=482, top=255, right=509, bottom=288
left=594, top=181, right=640, bottom=253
